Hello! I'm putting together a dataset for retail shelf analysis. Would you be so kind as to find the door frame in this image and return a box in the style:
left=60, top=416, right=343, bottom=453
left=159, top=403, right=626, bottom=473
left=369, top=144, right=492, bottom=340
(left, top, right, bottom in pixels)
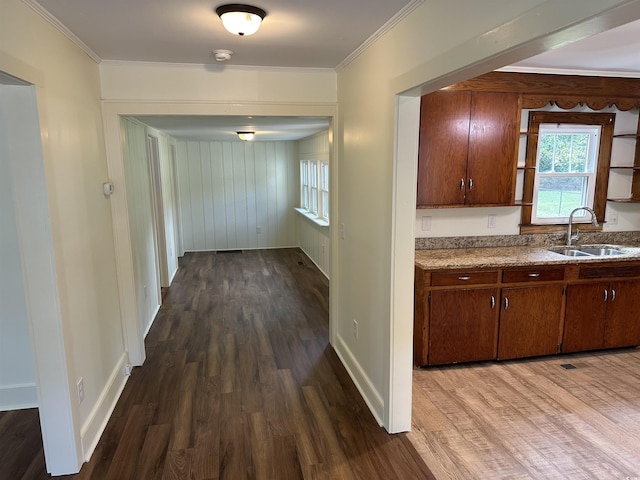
left=102, top=102, right=339, bottom=366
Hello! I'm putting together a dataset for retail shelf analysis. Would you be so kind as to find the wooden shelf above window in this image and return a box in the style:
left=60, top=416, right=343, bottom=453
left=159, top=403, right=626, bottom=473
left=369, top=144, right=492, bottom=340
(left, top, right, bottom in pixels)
left=613, top=133, right=640, bottom=138
left=607, top=197, right=640, bottom=203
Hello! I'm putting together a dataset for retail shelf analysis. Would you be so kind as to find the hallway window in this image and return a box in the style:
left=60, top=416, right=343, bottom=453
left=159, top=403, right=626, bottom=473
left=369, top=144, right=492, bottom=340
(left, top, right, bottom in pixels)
left=300, top=159, right=329, bottom=223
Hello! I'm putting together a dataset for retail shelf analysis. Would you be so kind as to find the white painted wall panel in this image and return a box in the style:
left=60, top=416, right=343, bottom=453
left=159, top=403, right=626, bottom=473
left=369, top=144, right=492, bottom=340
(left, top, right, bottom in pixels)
left=176, top=140, right=298, bottom=251
left=147, top=129, right=180, bottom=282
left=0, top=85, right=36, bottom=410
left=121, top=118, right=161, bottom=337
left=296, top=131, right=331, bottom=277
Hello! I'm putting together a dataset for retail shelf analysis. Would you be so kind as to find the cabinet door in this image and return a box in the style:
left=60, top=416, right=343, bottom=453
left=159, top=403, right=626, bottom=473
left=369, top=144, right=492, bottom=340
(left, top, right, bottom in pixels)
left=466, top=92, right=519, bottom=205
left=563, top=283, right=608, bottom=353
left=429, top=287, right=499, bottom=365
left=604, top=280, right=640, bottom=348
left=416, top=90, right=470, bottom=206
left=498, top=285, right=563, bottom=360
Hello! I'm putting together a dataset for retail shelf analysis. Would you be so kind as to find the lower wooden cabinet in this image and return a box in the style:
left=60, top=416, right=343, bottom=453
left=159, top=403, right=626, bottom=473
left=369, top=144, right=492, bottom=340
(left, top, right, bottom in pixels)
left=498, top=285, right=564, bottom=360
left=563, top=280, right=640, bottom=352
left=429, top=288, right=499, bottom=365
left=414, top=261, right=640, bottom=367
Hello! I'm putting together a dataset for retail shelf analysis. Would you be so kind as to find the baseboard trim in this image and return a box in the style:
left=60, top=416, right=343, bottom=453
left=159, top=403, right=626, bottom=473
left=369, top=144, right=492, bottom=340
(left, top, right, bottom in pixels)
left=334, top=333, right=384, bottom=426
left=0, top=383, right=38, bottom=411
left=299, top=247, right=329, bottom=280
left=80, top=352, right=129, bottom=462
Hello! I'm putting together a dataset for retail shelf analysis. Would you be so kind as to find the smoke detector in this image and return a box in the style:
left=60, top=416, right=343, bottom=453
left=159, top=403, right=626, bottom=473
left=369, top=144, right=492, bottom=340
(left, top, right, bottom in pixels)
left=212, top=49, right=233, bottom=62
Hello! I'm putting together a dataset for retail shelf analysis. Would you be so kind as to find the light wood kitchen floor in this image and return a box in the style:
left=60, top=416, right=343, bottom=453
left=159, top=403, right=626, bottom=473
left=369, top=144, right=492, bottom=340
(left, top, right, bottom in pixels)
left=409, top=349, right=640, bottom=479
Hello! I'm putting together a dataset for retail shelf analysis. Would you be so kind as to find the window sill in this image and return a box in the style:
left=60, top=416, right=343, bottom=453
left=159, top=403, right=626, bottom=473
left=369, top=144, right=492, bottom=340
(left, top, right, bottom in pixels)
left=295, top=208, right=329, bottom=227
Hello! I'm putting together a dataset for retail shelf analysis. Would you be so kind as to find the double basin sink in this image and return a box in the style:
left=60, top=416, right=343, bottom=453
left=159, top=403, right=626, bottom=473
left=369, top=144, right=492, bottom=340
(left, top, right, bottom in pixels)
left=548, top=244, right=625, bottom=257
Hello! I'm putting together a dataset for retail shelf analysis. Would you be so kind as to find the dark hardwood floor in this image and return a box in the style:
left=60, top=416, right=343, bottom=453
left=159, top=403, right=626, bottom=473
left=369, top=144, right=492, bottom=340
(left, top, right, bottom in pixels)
left=2, top=248, right=433, bottom=479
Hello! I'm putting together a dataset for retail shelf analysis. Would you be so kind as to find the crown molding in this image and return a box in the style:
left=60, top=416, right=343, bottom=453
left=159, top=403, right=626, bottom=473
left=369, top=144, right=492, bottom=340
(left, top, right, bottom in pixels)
left=99, top=59, right=337, bottom=75
left=21, top=0, right=102, bottom=64
left=335, top=0, right=424, bottom=72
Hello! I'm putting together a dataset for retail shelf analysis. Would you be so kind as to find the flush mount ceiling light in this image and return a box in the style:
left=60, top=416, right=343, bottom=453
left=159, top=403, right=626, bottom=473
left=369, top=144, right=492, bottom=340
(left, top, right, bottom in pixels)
left=215, top=4, right=266, bottom=36
left=237, top=131, right=255, bottom=141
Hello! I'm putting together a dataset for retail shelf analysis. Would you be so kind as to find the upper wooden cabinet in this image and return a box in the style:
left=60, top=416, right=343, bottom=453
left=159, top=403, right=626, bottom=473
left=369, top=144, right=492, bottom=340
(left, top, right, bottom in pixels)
left=417, top=90, right=520, bottom=207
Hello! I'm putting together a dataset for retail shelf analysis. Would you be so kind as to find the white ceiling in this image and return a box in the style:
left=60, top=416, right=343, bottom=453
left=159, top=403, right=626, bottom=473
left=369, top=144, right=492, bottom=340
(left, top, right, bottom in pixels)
left=32, top=0, right=416, bottom=68
left=136, top=115, right=329, bottom=141
left=511, top=18, right=640, bottom=74
left=29, top=1, right=640, bottom=141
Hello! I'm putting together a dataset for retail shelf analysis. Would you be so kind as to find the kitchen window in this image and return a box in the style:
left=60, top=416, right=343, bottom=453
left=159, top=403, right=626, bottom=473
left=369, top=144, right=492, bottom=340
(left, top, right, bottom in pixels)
left=521, top=111, right=615, bottom=232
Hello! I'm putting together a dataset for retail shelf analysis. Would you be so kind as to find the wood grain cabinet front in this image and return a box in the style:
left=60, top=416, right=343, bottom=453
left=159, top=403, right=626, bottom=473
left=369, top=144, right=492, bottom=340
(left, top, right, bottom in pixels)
left=498, top=284, right=564, bottom=360
left=417, top=90, right=519, bottom=207
left=563, top=279, right=640, bottom=352
left=429, top=287, right=499, bottom=366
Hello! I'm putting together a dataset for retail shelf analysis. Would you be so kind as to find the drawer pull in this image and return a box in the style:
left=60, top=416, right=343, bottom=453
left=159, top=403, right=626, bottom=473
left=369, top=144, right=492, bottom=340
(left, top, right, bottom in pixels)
left=490, top=295, right=495, bottom=309
left=527, top=273, right=540, bottom=277
left=458, top=276, right=471, bottom=281
left=504, top=297, right=509, bottom=310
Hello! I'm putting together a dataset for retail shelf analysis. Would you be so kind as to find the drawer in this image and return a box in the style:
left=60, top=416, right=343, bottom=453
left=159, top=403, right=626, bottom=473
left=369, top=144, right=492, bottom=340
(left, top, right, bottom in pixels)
left=579, top=263, right=640, bottom=279
left=502, top=267, right=565, bottom=283
left=431, top=270, right=498, bottom=286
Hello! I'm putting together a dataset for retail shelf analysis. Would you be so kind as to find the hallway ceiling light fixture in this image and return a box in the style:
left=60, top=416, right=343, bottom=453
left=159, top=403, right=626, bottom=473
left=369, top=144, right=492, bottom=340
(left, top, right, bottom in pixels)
left=237, top=131, right=255, bottom=141
left=215, top=4, right=267, bottom=36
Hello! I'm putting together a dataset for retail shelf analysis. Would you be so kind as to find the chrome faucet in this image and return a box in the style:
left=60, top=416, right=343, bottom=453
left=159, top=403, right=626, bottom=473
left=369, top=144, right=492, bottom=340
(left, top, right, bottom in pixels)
left=567, top=207, right=599, bottom=246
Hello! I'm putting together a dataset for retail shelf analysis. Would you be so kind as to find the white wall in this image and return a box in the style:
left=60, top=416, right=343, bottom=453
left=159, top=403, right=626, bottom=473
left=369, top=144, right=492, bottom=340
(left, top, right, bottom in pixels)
left=176, top=139, right=298, bottom=251
left=100, top=61, right=337, bottom=375
left=101, top=62, right=336, bottom=103
left=1, top=0, right=127, bottom=472
left=158, top=135, right=180, bottom=281
left=0, top=85, right=37, bottom=411
left=297, top=131, right=331, bottom=277
left=415, top=104, right=640, bottom=238
left=121, top=117, right=163, bottom=337
left=337, top=0, right=640, bottom=432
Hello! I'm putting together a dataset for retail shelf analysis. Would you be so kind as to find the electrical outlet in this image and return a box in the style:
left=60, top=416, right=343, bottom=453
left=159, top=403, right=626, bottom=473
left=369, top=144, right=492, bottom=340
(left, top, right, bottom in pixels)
left=352, top=319, right=358, bottom=339
left=76, top=377, right=85, bottom=404
left=421, top=216, right=432, bottom=231
left=487, top=214, right=497, bottom=228
left=607, top=212, right=618, bottom=225
left=124, top=363, right=133, bottom=376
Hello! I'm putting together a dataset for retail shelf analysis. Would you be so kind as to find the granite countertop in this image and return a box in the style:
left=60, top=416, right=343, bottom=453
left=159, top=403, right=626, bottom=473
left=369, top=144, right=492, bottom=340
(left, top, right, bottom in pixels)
left=415, top=244, right=640, bottom=270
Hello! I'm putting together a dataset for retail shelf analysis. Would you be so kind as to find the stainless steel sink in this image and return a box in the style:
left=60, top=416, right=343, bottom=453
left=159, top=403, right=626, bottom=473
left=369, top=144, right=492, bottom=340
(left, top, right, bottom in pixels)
left=578, top=246, right=624, bottom=256
left=548, top=244, right=625, bottom=257
left=548, top=248, right=592, bottom=257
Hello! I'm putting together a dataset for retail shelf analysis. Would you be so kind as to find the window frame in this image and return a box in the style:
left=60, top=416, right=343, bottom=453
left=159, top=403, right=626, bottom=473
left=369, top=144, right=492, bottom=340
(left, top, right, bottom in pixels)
left=299, top=158, right=329, bottom=224
left=531, top=124, right=601, bottom=224
left=520, top=111, right=615, bottom=233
